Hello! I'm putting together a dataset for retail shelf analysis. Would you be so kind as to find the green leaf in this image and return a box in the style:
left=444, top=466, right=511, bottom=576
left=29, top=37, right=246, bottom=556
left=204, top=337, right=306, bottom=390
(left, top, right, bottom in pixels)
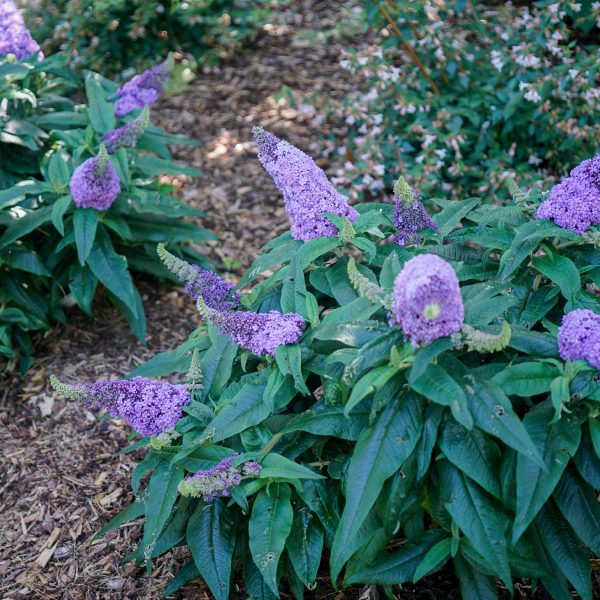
left=532, top=254, right=581, bottom=306
left=438, top=460, right=512, bottom=588
left=73, top=208, right=99, bottom=265
left=286, top=507, right=324, bottom=587
left=187, top=500, right=236, bottom=600
left=413, top=538, right=452, bottom=582
left=163, top=559, right=200, bottom=596
left=297, top=237, right=339, bottom=268
left=535, top=502, right=592, bottom=600
left=0, top=205, right=52, bottom=250
left=439, top=420, right=501, bottom=499
left=411, top=364, right=473, bottom=429
left=331, top=392, right=424, bottom=581
left=553, top=469, right=600, bottom=555
left=275, top=344, right=309, bottom=395
left=433, top=198, right=479, bottom=236
left=453, top=551, right=498, bottom=600
left=513, top=402, right=580, bottom=544
left=85, top=72, right=115, bottom=134
left=259, top=453, right=324, bottom=481
left=249, top=483, right=294, bottom=596
left=203, top=375, right=271, bottom=443
left=344, top=530, right=445, bottom=585
left=134, top=154, right=203, bottom=177
left=141, top=461, right=183, bottom=560
left=202, top=328, right=237, bottom=398
left=465, top=378, right=544, bottom=467
left=321, top=296, right=380, bottom=325
left=345, top=365, right=397, bottom=416
left=69, top=264, right=97, bottom=315
left=51, top=194, right=71, bottom=235
left=86, top=228, right=137, bottom=316
left=492, top=362, right=559, bottom=397
left=92, top=499, right=145, bottom=541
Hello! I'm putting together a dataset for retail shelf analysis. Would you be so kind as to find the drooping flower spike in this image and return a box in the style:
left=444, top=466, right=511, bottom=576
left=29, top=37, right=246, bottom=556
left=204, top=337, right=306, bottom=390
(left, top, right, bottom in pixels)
left=536, top=153, right=600, bottom=234
left=253, top=126, right=358, bottom=241
left=50, top=375, right=190, bottom=437
left=393, top=176, right=439, bottom=246
left=114, top=56, right=173, bottom=118
left=0, top=0, right=42, bottom=61
left=157, top=243, right=240, bottom=311
left=390, top=253, right=464, bottom=347
left=178, top=455, right=262, bottom=501
left=557, top=309, right=600, bottom=369
left=70, top=145, right=121, bottom=210
left=197, top=297, right=305, bottom=356
left=100, top=105, right=150, bottom=154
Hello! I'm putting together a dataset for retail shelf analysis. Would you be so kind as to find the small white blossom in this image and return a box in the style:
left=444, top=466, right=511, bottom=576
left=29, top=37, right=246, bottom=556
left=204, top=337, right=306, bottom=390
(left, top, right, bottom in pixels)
left=528, top=155, right=543, bottom=166
left=570, top=3, right=582, bottom=12
left=491, top=50, right=504, bottom=71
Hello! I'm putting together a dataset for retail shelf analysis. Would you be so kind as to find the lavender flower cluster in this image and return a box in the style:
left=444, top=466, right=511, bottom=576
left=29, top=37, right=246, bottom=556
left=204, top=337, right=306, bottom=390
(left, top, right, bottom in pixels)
left=51, top=376, right=190, bottom=437
left=157, top=244, right=240, bottom=311
left=0, top=0, right=41, bottom=61
left=178, top=455, right=261, bottom=501
left=393, top=176, right=439, bottom=246
left=390, top=254, right=464, bottom=347
left=100, top=106, right=150, bottom=154
left=558, top=309, right=600, bottom=369
left=198, top=298, right=305, bottom=356
left=254, top=126, right=358, bottom=241
left=114, top=59, right=172, bottom=118
left=536, top=154, right=600, bottom=234
left=70, top=146, right=121, bottom=210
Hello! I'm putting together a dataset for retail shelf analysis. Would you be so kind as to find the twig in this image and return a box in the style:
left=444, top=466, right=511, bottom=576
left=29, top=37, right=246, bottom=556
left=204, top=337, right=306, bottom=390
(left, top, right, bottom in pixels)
left=379, top=5, right=441, bottom=95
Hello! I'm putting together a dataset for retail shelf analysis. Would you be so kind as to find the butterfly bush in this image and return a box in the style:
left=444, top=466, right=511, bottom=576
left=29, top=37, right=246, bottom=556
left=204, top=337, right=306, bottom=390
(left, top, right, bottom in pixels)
left=56, top=125, right=600, bottom=600
left=50, top=375, right=190, bottom=437
left=158, top=244, right=240, bottom=311
left=114, top=57, right=172, bottom=117
left=0, top=0, right=42, bottom=60
left=393, top=176, right=438, bottom=246
left=390, top=254, right=464, bottom=346
left=536, top=153, right=600, bottom=234
left=69, top=145, right=121, bottom=210
left=558, top=309, right=600, bottom=369
left=254, top=126, right=358, bottom=241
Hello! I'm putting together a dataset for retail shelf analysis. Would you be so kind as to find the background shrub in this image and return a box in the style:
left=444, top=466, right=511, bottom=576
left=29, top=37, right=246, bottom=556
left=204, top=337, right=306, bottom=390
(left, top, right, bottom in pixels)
left=19, top=0, right=270, bottom=74
left=316, top=0, right=600, bottom=200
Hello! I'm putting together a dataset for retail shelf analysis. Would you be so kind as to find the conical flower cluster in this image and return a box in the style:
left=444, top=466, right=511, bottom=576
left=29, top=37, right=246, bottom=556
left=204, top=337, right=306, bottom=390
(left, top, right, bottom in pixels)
left=100, top=106, right=150, bottom=154
left=254, top=126, right=358, bottom=241
left=0, top=0, right=42, bottom=61
left=393, top=176, right=438, bottom=246
left=558, top=309, right=600, bottom=369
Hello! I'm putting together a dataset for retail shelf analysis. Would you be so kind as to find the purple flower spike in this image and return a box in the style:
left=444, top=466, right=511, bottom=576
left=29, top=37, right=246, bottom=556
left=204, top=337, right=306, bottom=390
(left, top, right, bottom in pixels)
left=253, top=126, right=358, bottom=241
left=178, top=456, right=262, bottom=501
left=390, top=254, right=464, bottom=347
left=50, top=375, right=190, bottom=437
left=0, top=0, right=42, bottom=61
left=157, top=244, right=240, bottom=311
left=70, top=145, right=121, bottom=210
left=393, top=176, right=439, bottom=246
left=198, top=298, right=305, bottom=356
left=558, top=309, right=600, bottom=369
left=114, top=57, right=172, bottom=118
left=536, top=154, right=600, bottom=234
left=100, top=106, right=150, bottom=154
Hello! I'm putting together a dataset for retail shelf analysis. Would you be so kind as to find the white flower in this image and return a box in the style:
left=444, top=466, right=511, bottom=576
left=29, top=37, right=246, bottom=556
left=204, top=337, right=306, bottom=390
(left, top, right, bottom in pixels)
left=371, top=114, right=383, bottom=125
left=528, top=155, right=543, bottom=166
left=373, top=164, right=385, bottom=176
left=491, top=50, right=504, bottom=72
left=516, top=54, right=541, bottom=68
left=524, top=88, right=542, bottom=103
left=434, top=47, right=445, bottom=60
left=406, top=104, right=417, bottom=114
left=570, top=3, right=582, bottom=12
left=435, top=149, right=447, bottom=159
left=569, top=68, right=579, bottom=78
left=423, top=134, right=437, bottom=148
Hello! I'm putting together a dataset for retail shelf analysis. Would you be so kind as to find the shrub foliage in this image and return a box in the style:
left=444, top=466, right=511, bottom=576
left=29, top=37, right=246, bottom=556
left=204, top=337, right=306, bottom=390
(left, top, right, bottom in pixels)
left=72, top=145, right=600, bottom=598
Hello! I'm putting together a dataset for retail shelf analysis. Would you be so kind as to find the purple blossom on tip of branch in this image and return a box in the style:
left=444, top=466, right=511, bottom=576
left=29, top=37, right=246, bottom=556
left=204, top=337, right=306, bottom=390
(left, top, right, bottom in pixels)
left=253, top=126, right=358, bottom=241
left=390, top=254, right=464, bottom=347
left=558, top=309, right=600, bottom=369
left=536, top=154, right=600, bottom=234
left=50, top=375, right=190, bottom=437
left=114, top=58, right=172, bottom=117
left=393, top=176, right=439, bottom=246
left=157, top=244, right=240, bottom=310
left=70, top=146, right=121, bottom=210
left=0, top=0, right=42, bottom=61
left=178, top=456, right=261, bottom=501
left=198, top=298, right=305, bottom=355
left=100, top=106, right=150, bottom=154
